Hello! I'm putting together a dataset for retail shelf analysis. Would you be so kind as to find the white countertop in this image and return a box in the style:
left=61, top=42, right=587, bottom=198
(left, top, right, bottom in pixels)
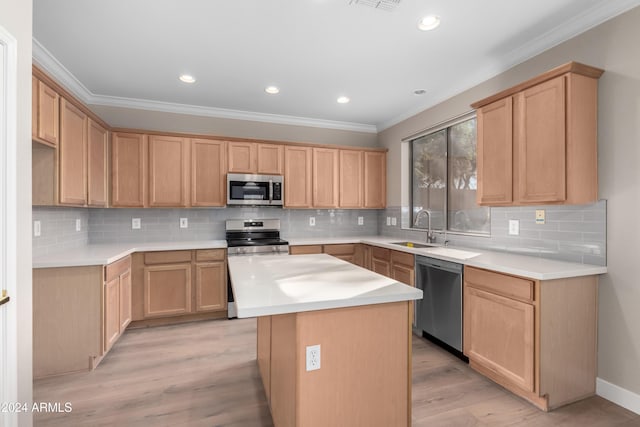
left=33, top=235, right=607, bottom=281
left=228, top=253, right=423, bottom=318
left=33, top=240, right=227, bottom=268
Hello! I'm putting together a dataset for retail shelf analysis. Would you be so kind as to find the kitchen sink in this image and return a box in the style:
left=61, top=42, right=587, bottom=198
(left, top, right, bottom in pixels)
left=390, top=241, right=438, bottom=249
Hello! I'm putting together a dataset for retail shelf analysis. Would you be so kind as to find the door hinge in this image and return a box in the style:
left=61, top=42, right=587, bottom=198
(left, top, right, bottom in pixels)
left=0, top=289, right=10, bottom=307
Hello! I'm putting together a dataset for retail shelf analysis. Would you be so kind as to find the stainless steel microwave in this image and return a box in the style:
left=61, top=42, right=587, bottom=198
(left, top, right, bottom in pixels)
left=227, top=173, right=284, bottom=206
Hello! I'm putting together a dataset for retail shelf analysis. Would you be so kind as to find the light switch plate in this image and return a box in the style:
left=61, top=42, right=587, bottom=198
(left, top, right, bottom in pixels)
left=132, top=218, right=141, bottom=229
left=508, top=219, right=520, bottom=236
left=33, top=220, right=41, bottom=237
left=309, top=217, right=316, bottom=227
left=391, top=217, right=397, bottom=226
left=75, top=218, right=81, bottom=232
left=386, top=217, right=391, bottom=226
left=358, top=216, right=364, bottom=225
left=535, top=210, right=546, bottom=225
left=180, top=218, right=188, bottom=228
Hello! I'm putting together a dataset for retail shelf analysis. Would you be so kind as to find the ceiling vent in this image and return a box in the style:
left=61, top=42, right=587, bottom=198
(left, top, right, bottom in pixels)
left=348, top=0, right=401, bottom=12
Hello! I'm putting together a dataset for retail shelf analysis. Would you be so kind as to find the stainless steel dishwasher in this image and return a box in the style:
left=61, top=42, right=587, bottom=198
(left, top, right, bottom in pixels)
left=415, top=255, right=464, bottom=354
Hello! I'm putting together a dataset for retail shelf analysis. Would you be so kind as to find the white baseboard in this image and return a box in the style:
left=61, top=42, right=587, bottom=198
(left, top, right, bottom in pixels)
left=596, top=377, right=640, bottom=415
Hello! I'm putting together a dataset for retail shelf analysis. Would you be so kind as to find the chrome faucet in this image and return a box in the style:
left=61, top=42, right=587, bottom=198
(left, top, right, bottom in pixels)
left=414, top=209, right=435, bottom=244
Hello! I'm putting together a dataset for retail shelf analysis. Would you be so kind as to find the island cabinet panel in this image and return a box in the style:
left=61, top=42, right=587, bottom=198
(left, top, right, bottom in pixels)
left=363, top=151, right=386, bottom=208
left=257, top=143, right=284, bottom=175
left=476, top=97, right=513, bottom=205
left=148, top=135, right=190, bottom=207
left=144, top=264, right=192, bottom=317
left=339, top=150, right=363, bottom=208
left=112, top=132, right=147, bottom=207
left=59, top=98, right=88, bottom=206
left=227, top=141, right=257, bottom=173
left=472, top=62, right=602, bottom=206
left=267, top=302, right=411, bottom=427
left=312, top=148, right=339, bottom=208
left=87, top=118, right=109, bottom=207
left=284, top=146, right=312, bottom=208
left=257, top=316, right=272, bottom=403
left=34, top=79, right=60, bottom=147
left=463, top=266, right=599, bottom=410
left=191, top=139, right=226, bottom=206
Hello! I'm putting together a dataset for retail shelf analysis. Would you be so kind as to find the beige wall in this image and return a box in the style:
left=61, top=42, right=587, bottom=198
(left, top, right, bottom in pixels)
left=90, top=105, right=379, bottom=148
left=0, top=0, right=33, bottom=425
left=379, top=6, right=640, bottom=397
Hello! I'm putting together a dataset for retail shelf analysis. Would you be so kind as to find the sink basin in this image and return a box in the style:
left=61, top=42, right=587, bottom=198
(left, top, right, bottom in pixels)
left=390, top=241, right=438, bottom=249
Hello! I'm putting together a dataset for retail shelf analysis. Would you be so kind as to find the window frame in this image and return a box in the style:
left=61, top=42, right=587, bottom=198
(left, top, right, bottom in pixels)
left=409, top=112, right=490, bottom=236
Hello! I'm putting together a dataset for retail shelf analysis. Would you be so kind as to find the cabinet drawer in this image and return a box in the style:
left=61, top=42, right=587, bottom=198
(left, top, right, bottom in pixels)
left=323, top=244, right=356, bottom=256
left=391, top=250, right=414, bottom=268
left=196, top=249, right=226, bottom=262
left=105, top=255, right=131, bottom=282
left=144, top=250, right=192, bottom=265
left=290, top=245, right=323, bottom=255
left=464, top=266, right=534, bottom=303
left=371, top=246, right=390, bottom=261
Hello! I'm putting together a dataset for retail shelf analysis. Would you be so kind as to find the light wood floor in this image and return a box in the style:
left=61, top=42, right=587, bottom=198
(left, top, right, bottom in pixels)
left=34, top=318, right=640, bottom=427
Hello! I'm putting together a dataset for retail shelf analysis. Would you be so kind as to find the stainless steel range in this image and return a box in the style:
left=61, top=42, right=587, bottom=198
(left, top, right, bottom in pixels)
left=226, top=219, right=289, bottom=317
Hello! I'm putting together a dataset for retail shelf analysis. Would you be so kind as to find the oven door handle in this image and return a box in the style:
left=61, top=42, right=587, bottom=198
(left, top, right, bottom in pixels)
left=269, top=180, right=273, bottom=204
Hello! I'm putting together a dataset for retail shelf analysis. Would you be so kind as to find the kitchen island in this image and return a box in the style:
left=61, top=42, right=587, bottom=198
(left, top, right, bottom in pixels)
left=227, top=253, right=423, bottom=427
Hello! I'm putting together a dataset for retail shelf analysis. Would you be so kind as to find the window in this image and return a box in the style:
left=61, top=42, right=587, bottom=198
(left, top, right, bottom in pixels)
left=411, top=116, right=490, bottom=235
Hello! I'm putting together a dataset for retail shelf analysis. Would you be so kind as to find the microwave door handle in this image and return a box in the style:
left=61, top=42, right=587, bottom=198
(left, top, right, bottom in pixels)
left=269, top=180, right=273, bottom=204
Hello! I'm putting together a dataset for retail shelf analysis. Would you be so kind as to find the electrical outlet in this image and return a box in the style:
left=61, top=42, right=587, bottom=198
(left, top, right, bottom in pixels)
left=358, top=216, right=364, bottom=225
left=180, top=218, right=188, bottom=228
left=386, top=217, right=391, bottom=226
left=508, top=219, right=520, bottom=236
left=535, top=210, right=546, bottom=225
left=391, top=217, right=397, bottom=226
left=75, top=218, right=81, bottom=232
left=306, top=344, right=321, bottom=371
left=33, top=220, right=41, bottom=237
left=309, top=217, right=315, bottom=226
left=132, top=218, right=141, bottom=230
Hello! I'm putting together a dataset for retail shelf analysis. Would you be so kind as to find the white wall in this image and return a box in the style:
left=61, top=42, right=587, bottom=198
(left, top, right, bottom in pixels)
left=0, top=0, right=32, bottom=425
left=379, top=6, right=640, bottom=407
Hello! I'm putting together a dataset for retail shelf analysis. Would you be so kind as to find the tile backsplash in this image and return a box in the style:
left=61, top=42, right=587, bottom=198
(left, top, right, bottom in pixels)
left=380, top=200, right=607, bottom=266
left=34, top=200, right=607, bottom=266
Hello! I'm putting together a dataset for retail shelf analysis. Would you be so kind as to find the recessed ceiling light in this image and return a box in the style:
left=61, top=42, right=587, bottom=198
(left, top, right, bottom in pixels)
left=265, top=86, right=280, bottom=94
left=414, top=89, right=427, bottom=95
left=179, top=74, right=196, bottom=83
left=418, top=15, right=440, bottom=31
left=337, top=96, right=350, bottom=104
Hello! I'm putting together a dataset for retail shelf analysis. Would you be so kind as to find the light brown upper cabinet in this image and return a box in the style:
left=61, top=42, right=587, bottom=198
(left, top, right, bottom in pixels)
left=191, top=139, right=226, bottom=207
left=228, top=141, right=284, bottom=175
left=363, top=151, right=386, bottom=208
left=472, top=62, right=603, bottom=206
left=148, top=135, right=190, bottom=207
left=112, top=132, right=147, bottom=207
left=87, top=119, right=109, bottom=207
left=312, top=148, right=339, bottom=208
left=59, top=99, right=88, bottom=206
left=339, top=150, right=363, bottom=208
left=284, top=146, right=313, bottom=208
left=257, top=144, right=284, bottom=175
left=33, top=78, right=60, bottom=147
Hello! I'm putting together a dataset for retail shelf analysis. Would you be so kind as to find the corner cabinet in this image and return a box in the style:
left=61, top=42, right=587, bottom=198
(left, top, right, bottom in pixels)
left=473, top=62, right=603, bottom=206
left=463, top=266, right=598, bottom=411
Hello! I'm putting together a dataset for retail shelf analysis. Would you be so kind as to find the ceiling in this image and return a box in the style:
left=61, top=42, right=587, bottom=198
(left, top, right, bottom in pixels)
left=33, top=0, right=640, bottom=133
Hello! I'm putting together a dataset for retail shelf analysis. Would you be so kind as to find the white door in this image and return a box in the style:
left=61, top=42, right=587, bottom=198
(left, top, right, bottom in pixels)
left=0, top=25, right=19, bottom=427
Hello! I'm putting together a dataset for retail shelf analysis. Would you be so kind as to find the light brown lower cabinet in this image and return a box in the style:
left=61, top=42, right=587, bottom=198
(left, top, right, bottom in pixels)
left=132, top=249, right=227, bottom=325
left=371, top=247, right=392, bottom=277
left=33, top=255, right=132, bottom=379
left=463, top=266, right=598, bottom=411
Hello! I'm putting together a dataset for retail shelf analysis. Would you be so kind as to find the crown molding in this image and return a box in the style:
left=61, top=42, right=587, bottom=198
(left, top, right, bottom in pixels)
left=377, top=0, right=640, bottom=131
left=32, top=37, right=377, bottom=134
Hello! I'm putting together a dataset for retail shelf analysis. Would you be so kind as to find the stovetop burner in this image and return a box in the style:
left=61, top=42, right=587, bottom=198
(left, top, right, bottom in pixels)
left=225, top=218, right=289, bottom=256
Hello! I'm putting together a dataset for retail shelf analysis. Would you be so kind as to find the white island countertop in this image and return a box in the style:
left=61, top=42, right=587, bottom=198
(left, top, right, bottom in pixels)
left=228, top=253, right=423, bottom=318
